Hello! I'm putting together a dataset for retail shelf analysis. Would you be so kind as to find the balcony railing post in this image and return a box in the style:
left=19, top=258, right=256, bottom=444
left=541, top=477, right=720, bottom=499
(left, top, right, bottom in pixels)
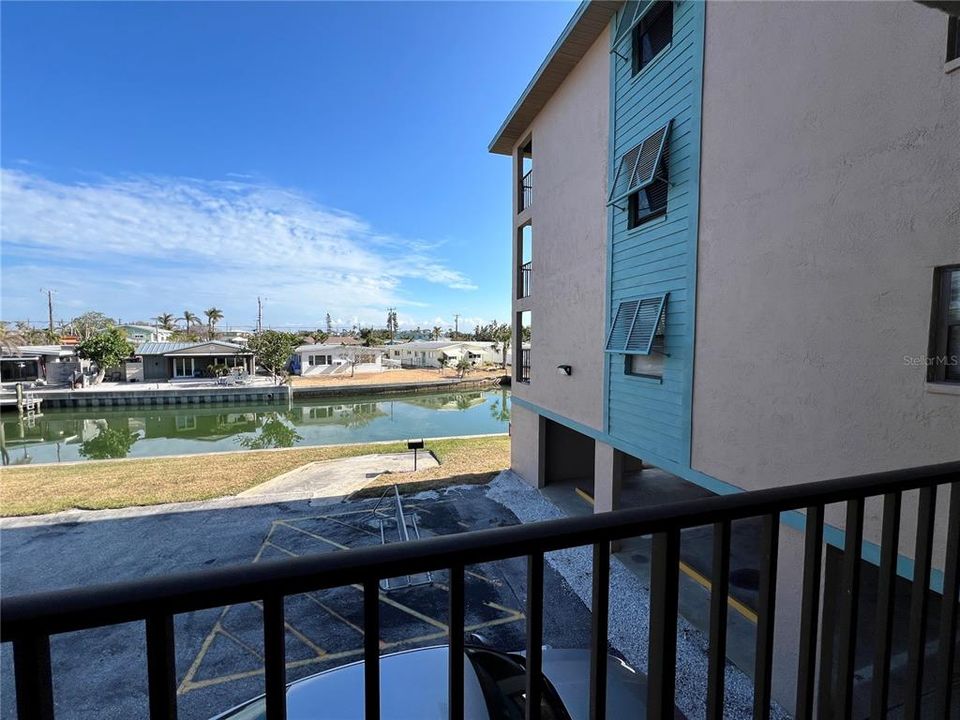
left=648, top=529, right=680, bottom=720
left=448, top=564, right=465, bottom=720
left=706, top=520, right=731, bottom=720
left=753, top=513, right=779, bottom=720
left=263, top=594, right=287, bottom=720
left=589, top=542, right=610, bottom=720
left=935, top=481, right=960, bottom=718
left=13, top=633, right=55, bottom=720
left=145, top=613, right=178, bottom=720
left=526, top=551, right=544, bottom=720
left=364, top=579, right=381, bottom=720
left=905, top=486, right=937, bottom=720
left=835, top=499, right=864, bottom=719
left=795, top=506, right=824, bottom=720
left=870, top=492, right=902, bottom=720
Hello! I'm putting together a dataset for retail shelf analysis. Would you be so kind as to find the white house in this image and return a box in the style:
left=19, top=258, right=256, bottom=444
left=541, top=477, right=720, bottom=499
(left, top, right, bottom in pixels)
left=379, top=341, right=503, bottom=369
left=295, top=344, right=384, bottom=376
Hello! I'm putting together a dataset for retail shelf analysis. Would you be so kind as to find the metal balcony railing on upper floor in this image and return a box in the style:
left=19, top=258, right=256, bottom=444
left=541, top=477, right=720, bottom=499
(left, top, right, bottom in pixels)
left=2, top=461, right=959, bottom=720
left=518, top=348, right=531, bottom=384
left=519, top=261, right=532, bottom=299
left=520, top=169, right=533, bottom=212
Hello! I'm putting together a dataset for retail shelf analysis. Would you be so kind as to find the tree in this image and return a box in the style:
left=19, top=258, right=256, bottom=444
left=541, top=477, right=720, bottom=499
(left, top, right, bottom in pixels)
left=204, top=308, right=224, bottom=340
left=247, top=330, right=300, bottom=385
left=76, top=328, right=133, bottom=384
left=325, top=313, right=334, bottom=335
left=386, top=309, right=398, bottom=342
left=79, top=424, right=138, bottom=459
left=456, top=355, right=471, bottom=378
left=474, top=320, right=511, bottom=368
left=155, top=313, right=175, bottom=331
left=239, top=413, right=302, bottom=450
left=437, top=353, right=451, bottom=377
left=181, top=310, right=199, bottom=330
left=432, top=326, right=442, bottom=341
left=67, top=312, right=115, bottom=341
left=0, top=322, right=27, bottom=355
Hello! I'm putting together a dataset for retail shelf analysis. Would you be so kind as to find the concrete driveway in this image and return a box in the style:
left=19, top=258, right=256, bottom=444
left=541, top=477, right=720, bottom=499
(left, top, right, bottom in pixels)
left=0, top=486, right=590, bottom=719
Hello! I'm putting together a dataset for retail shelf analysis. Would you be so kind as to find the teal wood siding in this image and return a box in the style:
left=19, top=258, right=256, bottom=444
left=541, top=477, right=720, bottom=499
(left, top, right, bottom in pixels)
left=605, top=0, right=705, bottom=466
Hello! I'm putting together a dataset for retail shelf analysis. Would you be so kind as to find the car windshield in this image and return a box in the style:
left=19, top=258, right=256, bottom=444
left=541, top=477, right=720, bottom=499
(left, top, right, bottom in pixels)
left=466, top=648, right=570, bottom=720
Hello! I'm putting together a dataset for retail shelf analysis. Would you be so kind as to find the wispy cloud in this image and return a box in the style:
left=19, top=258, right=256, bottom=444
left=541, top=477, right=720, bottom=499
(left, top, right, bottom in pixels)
left=0, top=169, right=477, bottom=328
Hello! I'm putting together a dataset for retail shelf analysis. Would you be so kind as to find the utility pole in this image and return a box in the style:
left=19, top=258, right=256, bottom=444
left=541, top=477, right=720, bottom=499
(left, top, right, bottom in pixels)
left=257, top=297, right=263, bottom=332
left=41, top=289, right=55, bottom=334
left=453, top=313, right=460, bottom=336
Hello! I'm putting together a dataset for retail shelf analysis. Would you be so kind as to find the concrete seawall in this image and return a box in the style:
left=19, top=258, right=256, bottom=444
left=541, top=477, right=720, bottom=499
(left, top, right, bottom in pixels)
left=7, top=384, right=291, bottom=410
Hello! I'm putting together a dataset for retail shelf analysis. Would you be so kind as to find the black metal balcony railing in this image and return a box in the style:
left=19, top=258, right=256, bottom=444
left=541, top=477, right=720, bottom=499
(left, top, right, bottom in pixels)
left=2, top=462, right=959, bottom=720
left=519, top=348, right=531, bottom=384
left=520, top=168, right=533, bottom=212
left=519, top=261, right=532, bottom=299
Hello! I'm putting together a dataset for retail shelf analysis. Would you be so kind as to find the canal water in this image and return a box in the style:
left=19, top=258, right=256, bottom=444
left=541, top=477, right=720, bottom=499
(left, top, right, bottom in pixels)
left=0, top=389, right=511, bottom=465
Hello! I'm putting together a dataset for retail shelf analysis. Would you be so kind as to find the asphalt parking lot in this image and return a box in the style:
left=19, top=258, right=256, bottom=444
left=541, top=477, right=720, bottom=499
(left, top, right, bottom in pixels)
left=0, top=486, right=591, bottom=720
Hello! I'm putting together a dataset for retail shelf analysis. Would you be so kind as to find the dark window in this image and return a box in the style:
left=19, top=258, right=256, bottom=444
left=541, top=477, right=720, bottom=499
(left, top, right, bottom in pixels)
left=608, top=122, right=671, bottom=228
left=632, top=1, right=673, bottom=75
left=928, top=265, right=960, bottom=383
left=948, top=17, right=960, bottom=63
left=628, top=156, right=669, bottom=228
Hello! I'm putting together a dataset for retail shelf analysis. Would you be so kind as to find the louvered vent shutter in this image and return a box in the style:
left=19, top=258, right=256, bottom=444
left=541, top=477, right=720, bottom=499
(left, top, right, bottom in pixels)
left=605, top=300, right=640, bottom=351
left=614, top=1, right=641, bottom=44
left=608, top=145, right=642, bottom=205
left=624, top=295, right=668, bottom=354
left=630, top=122, right=671, bottom=190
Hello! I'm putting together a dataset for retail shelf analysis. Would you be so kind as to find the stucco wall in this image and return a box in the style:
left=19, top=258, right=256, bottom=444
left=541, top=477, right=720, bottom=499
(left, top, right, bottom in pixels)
left=510, top=25, right=610, bottom=433
left=693, top=1, right=960, bottom=501
left=510, top=403, right=543, bottom=488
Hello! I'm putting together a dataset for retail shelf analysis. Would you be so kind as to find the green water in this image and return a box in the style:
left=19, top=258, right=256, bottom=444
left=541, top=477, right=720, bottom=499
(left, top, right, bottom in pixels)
left=0, top=389, right=511, bottom=466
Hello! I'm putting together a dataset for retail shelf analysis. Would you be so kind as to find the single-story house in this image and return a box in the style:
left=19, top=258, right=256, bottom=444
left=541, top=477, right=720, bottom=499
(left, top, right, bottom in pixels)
left=0, top=345, right=83, bottom=384
left=131, top=341, right=255, bottom=381
left=118, top=324, right=173, bottom=344
left=294, top=344, right=384, bottom=376
left=378, top=341, right=503, bottom=369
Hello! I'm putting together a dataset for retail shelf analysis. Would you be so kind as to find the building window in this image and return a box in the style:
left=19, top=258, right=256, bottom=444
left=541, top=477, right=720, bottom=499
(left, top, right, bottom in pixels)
left=632, top=1, right=673, bottom=75
left=929, top=265, right=960, bottom=383
left=609, top=122, right=671, bottom=228
left=948, top=16, right=960, bottom=63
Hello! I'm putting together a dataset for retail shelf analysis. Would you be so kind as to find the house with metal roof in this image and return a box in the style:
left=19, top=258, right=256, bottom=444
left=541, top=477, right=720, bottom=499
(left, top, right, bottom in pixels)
left=131, top=341, right=255, bottom=381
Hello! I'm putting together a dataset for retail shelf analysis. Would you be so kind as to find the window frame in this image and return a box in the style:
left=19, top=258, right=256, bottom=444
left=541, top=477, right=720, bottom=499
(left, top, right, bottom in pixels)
left=947, top=16, right=959, bottom=64
left=928, top=265, right=960, bottom=384
left=631, top=1, right=674, bottom=76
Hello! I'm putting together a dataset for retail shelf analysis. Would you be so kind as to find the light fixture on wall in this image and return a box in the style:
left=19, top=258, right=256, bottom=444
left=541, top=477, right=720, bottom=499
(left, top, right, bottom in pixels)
left=556, top=365, right=572, bottom=376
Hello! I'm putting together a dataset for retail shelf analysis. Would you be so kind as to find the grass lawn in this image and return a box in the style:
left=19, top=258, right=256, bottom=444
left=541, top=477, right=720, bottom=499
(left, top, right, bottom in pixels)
left=0, top=434, right=510, bottom=517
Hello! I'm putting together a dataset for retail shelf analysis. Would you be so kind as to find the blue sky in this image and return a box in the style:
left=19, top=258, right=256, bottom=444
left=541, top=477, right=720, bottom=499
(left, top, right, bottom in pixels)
left=1, top=0, right=577, bottom=333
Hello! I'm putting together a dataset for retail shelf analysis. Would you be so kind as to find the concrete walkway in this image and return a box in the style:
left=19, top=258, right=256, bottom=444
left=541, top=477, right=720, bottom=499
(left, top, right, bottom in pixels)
left=236, top=451, right=439, bottom=504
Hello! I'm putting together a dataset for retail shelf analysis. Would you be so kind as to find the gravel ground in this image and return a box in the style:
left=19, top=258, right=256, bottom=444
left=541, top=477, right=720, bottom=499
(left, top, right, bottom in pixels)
left=484, top=470, right=790, bottom=720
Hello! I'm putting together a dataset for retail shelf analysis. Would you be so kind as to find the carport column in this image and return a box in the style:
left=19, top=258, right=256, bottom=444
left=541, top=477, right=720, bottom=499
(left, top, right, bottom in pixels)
left=593, top=441, right=624, bottom=514
left=594, top=441, right=625, bottom=553
left=509, top=404, right=547, bottom=489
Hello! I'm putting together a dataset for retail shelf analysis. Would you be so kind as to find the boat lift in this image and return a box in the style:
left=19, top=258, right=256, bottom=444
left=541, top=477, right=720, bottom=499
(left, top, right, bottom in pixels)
left=372, top=484, right=433, bottom=592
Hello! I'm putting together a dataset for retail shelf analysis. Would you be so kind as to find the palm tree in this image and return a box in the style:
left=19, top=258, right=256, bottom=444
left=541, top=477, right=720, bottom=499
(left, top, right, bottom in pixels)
left=155, top=313, right=175, bottom=331
left=180, top=310, right=199, bottom=330
left=432, top=326, right=442, bottom=341
left=204, top=308, right=224, bottom=340
left=0, top=322, right=26, bottom=356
